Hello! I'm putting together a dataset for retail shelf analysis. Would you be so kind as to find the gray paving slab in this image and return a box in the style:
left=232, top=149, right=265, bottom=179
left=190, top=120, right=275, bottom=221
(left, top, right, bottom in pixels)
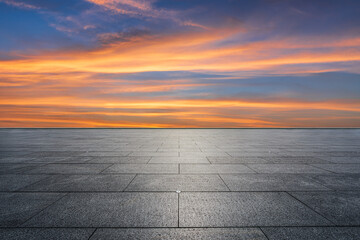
left=90, top=228, right=267, bottom=240
left=179, top=192, right=331, bottom=227
left=0, top=157, right=35, bottom=163
left=55, top=156, right=95, bottom=163
left=309, top=174, right=360, bottom=190
left=129, top=151, right=179, bottom=157
left=289, top=191, right=360, bottom=225
left=180, top=164, right=255, bottom=174
left=149, top=156, right=210, bottom=163
left=220, top=174, right=330, bottom=191
left=86, top=156, right=150, bottom=163
left=22, top=174, right=135, bottom=192
left=262, top=156, right=330, bottom=164
left=80, top=151, right=131, bottom=157
left=0, top=228, right=94, bottom=240
left=207, top=156, right=268, bottom=164
left=27, top=157, right=78, bottom=163
left=227, top=151, right=279, bottom=157
left=311, top=164, right=360, bottom=173
left=0, top=164, right=42, bottom=174
left=319, top=157, right=360, bottom=163
left=0, top=193, right=64, bottom=227
left=25, top=151, right=85, bottom=158
left=247, top=164, right=331, bottom=173
left=262, top=227, right=360, bottom=240
left=323, top=151, right=360, bottom=157
left=126, top=174, right=229, bottom=191
left=27, top=164, right=111, bottom=174
left=0, top=175, right=49, bottom=191
left=103, top=164, right=179, bottom=174
left=0, top=151, right=29, bottom=158
left=23, top=193, right=178, bottom=227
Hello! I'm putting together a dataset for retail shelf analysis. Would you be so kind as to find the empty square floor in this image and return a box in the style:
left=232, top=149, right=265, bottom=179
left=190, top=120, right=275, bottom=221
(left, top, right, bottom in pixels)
left=1, top=129, right=360, bottom=239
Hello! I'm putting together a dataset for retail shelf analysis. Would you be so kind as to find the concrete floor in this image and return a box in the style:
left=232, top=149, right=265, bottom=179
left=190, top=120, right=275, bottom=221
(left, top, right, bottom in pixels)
left=0, top=129, right=360, bottom=239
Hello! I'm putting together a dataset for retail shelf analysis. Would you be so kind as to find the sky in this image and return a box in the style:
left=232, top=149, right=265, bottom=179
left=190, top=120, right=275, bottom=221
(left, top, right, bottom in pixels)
left=0, top=0, right=359, bottom=127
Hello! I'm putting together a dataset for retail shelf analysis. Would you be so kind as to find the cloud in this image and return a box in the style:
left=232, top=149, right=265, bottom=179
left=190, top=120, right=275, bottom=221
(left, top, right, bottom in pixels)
left=0, top=0, right=39, bottom=9
left=1, top=0, right=360, bottom=127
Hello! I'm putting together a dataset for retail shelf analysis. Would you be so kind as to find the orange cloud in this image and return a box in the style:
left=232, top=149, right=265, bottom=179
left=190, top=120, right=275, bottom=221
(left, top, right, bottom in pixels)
left=1, top=25, right=360, bottom=127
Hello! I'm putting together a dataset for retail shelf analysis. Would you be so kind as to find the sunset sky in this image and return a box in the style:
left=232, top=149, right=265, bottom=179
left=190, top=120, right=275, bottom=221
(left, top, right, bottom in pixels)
left=0, top=0, right=359, bottom=127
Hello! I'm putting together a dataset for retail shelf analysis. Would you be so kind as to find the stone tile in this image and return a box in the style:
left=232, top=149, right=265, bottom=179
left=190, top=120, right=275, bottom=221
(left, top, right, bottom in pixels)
left=27, top=164, right=111, bottom=174
left=80, top=151, right=131, bottom=157
left=56, top=156, right=95, bottom=163
left=320, top=157, right=360, bottom=163
left=227, top=151, right=279, bottom=157
left=207, top=156, right=268, bottom=164
left=0, top=157, right=35, bottom=163
left=262, top=227, right=360, bottom=240
left=90, top=228, right=267, bottom=240
left=289, top=191, right=360, bottom=225
left=311, top=164, right=360, bottom=173
left=25, top=151, right=85, bottom=158
left=181, top=152, right=227, bottom=157
left=126, top=174, right=229, bottom=191
left=0, top=228, right=94, bottom=240
left=0, top=193, right=64, bottom=227
left=87, top=156, right=150, bottom=164
left=22, top=174, right=135, bottom=192
left=324, top=151, right=360, bottom=157
left=221, top=174, right=330, bottom=191
left=149, top=156, right=209, bottom=164
left=0, top=151, right=28, bottom=158
left=310, top=174, right=360, bottom=190
left=247, top=164, right=330, bottom=173
left=23, top=193, right=177, bottom=227
left=179, top=192, right=330, bottom=227
left=180, top=164, right=255, bottom=174
left=0, top=175, right=49, bottom=191
left=262, top=156, right=330, bottom=164
left=103, top=164, right=178, bottom=174
left=129, top=151, right=179, bottom=157
left=0, top=164, right=41, bottom=174
left=27, top=157, right=74, bottom=163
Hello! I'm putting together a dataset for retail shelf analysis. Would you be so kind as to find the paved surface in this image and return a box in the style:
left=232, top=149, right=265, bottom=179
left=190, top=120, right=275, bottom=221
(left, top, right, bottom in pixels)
left=0, top=129, right=360, bottom=239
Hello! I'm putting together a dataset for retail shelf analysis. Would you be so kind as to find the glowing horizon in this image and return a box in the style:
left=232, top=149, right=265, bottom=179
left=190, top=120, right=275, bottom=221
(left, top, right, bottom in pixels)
left=1, top=0, right=359, bottom=127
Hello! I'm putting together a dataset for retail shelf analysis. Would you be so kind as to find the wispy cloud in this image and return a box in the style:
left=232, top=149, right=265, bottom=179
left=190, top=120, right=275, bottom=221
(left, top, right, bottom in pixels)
left=0, top=0, right=359, bottom=127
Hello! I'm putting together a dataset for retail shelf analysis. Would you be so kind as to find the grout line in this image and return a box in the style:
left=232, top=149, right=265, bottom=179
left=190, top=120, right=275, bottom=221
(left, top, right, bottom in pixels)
left=285, top=191, right=338, bottom=226
left=259, top=227, right=270, bottom=240
left=21, top=193, right=69, bottom=226
left=123, top=174, right=137, bottom=191
left=98, top=164, right=114, bottom=174
left=15, top=175, right=54, bottom=192
left=308, top=164, right=337, bottom=174
left=243, top=164, right=259, bottom=173
left=177, top=193, right=180, bottom=227
left=87, top=228, right=97, bottom=240
left=217, top=174, right=231, bottom=191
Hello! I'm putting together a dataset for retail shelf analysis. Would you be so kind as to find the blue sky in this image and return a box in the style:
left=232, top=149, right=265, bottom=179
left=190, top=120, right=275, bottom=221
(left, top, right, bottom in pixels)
left=0, top=0, right=359, bottom=127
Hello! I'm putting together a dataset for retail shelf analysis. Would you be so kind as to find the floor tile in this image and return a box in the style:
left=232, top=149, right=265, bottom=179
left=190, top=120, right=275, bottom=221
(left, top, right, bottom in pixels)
left=289, top=191, right=360, bottom=225
left=126, top=174, right=229, bottom=191
left=180, top=164, right=255, bottom=174
left=23, top=193, right=178, bottom=227
left=90, top=228, right=267, bottom=240
left=103, top=164, right=179, bottom=174
left=179, top=192, right=330, bottom=227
